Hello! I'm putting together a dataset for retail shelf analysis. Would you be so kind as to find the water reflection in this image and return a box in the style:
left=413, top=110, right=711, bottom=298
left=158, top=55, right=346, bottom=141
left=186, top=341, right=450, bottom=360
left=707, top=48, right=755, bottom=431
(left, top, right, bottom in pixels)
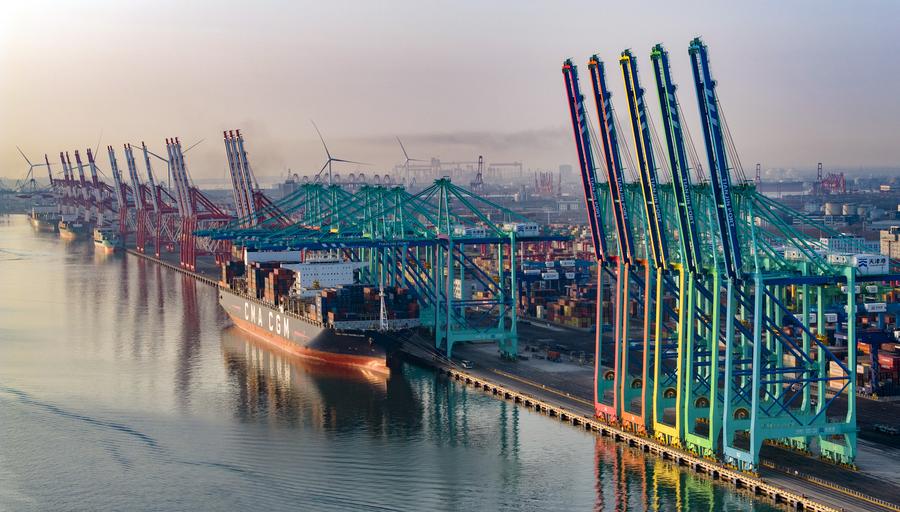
left=0, top=216, right=777, bottom=512
left=218, top=328, right=772, bottom=511
left=176, top=275, right=201, bottom=411
left=221, top=329, right=410, bottom=431
left=593, top=437, right=768, bottom=511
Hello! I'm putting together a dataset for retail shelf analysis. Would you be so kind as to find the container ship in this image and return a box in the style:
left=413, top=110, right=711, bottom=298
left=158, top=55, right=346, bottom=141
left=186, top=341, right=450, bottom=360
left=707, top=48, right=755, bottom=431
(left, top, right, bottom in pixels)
left=58, top=215, right=92, bottom=240
left=29, top=206, right=60, bottom=232
left=93, top=227, right=124, bottom=252
left=219, top=252, right=420, bottom=375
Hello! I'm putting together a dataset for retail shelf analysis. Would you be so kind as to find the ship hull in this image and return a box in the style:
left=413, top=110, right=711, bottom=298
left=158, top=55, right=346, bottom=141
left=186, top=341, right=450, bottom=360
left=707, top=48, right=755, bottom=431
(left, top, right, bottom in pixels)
left=219, top=289, right=393, bottom=375
left=59, top=222, right=91, bottom=240
left=30, top=217, right=59, bottom=232
left=94, top=238, right=124, bottom=252
left=94, top=241, right=123, bottom=253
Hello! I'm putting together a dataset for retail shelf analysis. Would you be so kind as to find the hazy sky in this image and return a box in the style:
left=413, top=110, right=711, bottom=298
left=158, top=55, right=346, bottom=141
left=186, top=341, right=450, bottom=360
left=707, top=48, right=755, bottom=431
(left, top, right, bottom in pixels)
left=2, top=0, right=899, bottom=183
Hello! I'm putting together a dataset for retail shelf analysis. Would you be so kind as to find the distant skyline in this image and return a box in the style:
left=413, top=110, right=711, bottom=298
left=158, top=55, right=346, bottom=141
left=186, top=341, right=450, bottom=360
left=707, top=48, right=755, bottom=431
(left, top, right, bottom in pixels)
left=2, top=1, right=899, bottom=182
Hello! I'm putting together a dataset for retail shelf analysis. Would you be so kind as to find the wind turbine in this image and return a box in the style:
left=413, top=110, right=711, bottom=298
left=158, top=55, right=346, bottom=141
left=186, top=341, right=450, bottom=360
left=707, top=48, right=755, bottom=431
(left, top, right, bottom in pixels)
left=311, top=120, right=367, bottom=185
left=397, top=136, right=426, bottom=187
left=15, top=146, right=50, bottom=196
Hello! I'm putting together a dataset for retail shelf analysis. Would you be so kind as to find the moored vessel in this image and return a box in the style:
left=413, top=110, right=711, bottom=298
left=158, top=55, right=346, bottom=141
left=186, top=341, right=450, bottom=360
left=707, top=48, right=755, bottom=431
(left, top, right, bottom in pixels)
left=58, top=215, right=91, bottom=240
left=219, top=253, right=420, bottom=374
left=29, top=206, right=60, bottom=232
left=93, top=227, right=123, bottom=252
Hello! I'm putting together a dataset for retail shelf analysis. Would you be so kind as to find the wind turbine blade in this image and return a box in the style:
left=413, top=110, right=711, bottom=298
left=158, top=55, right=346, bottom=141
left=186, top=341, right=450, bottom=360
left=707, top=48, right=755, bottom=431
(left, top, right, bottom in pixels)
left=311, top=120, right=332, bottom=159
left=16, top=146, right=33, bottom=166
left=183, top=138, right=205, bottom=154
left=397, top=136, right=410, bottom=160
left=93, top=129, right=103, bottom=156
left=332, top=158, right=370, bottom=166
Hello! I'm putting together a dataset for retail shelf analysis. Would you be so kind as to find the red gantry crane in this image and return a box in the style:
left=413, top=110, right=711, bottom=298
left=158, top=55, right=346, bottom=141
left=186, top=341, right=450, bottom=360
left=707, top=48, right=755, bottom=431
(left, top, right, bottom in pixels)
left=223, top=130, right=290, bottom=228
left=164, top=137, right=232, bottom=270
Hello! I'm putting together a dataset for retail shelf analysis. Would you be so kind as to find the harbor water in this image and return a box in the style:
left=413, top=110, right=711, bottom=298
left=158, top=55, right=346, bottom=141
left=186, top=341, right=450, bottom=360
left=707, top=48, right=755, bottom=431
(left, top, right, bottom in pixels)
left=0, top=215, right=777, bottom=511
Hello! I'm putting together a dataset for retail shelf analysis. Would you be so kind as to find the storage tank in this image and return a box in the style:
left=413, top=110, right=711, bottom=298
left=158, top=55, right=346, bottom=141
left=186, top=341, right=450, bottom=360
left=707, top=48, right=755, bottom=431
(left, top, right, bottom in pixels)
left=824, top=202, right=841, bottom=215
left=841, top=203, right=854, bottom=216
left=857, top=205, right=870, bottom=217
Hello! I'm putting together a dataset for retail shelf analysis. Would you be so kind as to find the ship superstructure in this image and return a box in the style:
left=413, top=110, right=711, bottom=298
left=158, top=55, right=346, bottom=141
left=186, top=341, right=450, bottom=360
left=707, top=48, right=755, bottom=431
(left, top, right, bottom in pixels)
left=281, top=253, right=367, bottom=298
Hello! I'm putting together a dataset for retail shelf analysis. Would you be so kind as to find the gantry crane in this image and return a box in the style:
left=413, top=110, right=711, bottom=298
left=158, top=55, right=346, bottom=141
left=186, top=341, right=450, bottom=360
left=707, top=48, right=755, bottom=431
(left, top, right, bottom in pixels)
left=106, top=146, right=134, bottom=238
left=562, top=58, right=621, bottom=422
left=121, top=144, right=155, bottom=253
left=587, top=55, right=654, bottom=434
left=165, top=137, right=232, bottom=270
left=620, top=50, right=689, bottom=446
left=222, top=130, right=290, bottom=229
left=651, top=43, right=724, bottom=459
left=140, top=142, right=180, bottom=258
left=562, top=38, right=894, bottom=473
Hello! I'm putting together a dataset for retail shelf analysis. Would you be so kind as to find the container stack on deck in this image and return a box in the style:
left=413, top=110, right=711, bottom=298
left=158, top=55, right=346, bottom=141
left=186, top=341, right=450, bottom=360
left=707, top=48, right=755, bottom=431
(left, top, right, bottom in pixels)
left=221, top=260, right=246, bottom=286
left=264, top=268, right=295, bottom=305
left=365, top=285, right=416, bottom=320
left=246, top=261, right=281, bottom=300
left=314, top=284, right=419, bottom=325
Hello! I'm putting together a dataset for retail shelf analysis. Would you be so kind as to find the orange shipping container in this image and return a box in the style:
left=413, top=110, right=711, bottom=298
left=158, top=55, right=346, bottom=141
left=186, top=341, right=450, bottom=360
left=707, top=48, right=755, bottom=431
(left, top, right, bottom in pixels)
left=878, top=353, right=900, bottom=370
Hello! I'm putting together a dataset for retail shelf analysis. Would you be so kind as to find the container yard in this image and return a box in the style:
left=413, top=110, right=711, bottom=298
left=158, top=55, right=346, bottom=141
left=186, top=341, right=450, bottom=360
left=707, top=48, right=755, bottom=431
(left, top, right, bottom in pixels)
left=6, top=17, right=900, bottom=512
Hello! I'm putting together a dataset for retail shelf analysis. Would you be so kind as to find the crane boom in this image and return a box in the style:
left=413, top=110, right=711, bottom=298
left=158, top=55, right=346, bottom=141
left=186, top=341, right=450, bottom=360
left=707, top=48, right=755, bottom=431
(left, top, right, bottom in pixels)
left=123, top=144, right=144, bottom=213
left=165, top=138, right=190, bottom=217
left=59, top=152, right=70, bottom=182
left=73, top=151, right=86, bottom=186
left=71, top=152, right=89, bottom=216
left=44, top=154, right=53, bottom=185
left=588, top=55, right=634, bottom=264
left=620, top=50, right=668, bottom=269
left=650, top=44, right=702, bottom=273
left=688, top=37, right=742, bottom=279
left=141, top=143, right=162, bottom=214
left=234, top=130, right=258, bottom=223
left=223, top=131, right=249, bottom=223
left=86, top=149, right=100, bottom=188
left=562, top=59, right=608, bottom=261
left=106, top=146, right=128, bottom=212
left=59, top=152, right=71, bottom=209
